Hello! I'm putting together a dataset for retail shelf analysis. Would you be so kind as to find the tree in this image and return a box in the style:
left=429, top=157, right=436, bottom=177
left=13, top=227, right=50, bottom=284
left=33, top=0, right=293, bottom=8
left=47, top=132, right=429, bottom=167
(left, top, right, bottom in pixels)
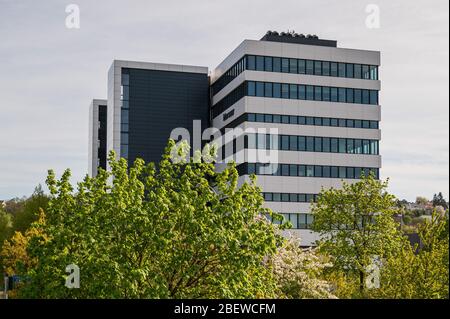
left=0, top=210, right=47, bottom=276
left=311, top=174, right=404, bottom=297
left=13, top=185, right=49, bottom=233
left=18, top=140, right=284, bottom=299
left=432, top=192, right=448, bottom=210
left=269, top=237, right=336, bottom=299
left=374, top=211, right=449, bottom=299
left=0, top=210, right=13, bottom=246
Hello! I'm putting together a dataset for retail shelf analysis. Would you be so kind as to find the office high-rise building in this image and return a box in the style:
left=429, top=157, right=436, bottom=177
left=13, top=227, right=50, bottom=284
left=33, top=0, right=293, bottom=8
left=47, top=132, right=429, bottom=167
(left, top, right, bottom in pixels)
left=89, top=32, right=381, bottom=245
left=210, top=32, right=381, bottom=245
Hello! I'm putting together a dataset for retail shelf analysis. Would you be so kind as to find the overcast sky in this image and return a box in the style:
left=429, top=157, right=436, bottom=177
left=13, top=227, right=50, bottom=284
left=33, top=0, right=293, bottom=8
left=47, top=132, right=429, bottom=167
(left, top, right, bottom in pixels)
left=0, top=0, right=448, bottom=201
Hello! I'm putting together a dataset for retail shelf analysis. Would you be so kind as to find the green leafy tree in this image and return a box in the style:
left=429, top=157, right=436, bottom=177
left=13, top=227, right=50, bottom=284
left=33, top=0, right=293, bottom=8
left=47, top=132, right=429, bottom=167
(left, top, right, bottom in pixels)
left=374, top=211, right=449, bottom=299
left=311, top=174, right=404, bottom=297
left=19, top=140, right=284, bottom=299
left=0, top=209, right=13, bottom=249
left=13, top=185, right=49, bottom=233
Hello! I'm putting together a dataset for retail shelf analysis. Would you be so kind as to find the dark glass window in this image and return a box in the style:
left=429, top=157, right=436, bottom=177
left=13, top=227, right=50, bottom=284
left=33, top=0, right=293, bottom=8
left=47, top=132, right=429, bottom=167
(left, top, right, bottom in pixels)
left=362, top=65, right=370, bottom=79
left=282, top=58, right=289, bottom=73
left=282, top=84, right=289, bottom=98
left=370, top=121, right=379, bottom=129
left=314, top=86, right=322, bottom=101
left=339, top=167, right=346, bottom=178
left=370, top=90, right=378, bottom=105
left=289, top=59, right=298, bottom=74
left=347, top=119, right=354, bottom=128
left=354, top=64, right=362, bottom=79
left=306, top=60, right=314, bottom=75
left=247, top=81, right=256, bottom=96
left=314, top=166, right=322, bottom=177
left=330, top=62, right=338, bottom=77
left=306, top=137, right=314, bottom=152
left=331, top=138, right=338, bottom=153
left=282, top=164, right=289, bottom=176
left=306, top=165, right=314, bottom=177
left=339, top=119, right=346, bottom=127
left=273, top=115, right=281, bottom=123
left=322, top=61, right=330, bottom=76
left=265, top=114, right=273, bottom=123
left=247, top=55, right=256, bottom=70
left=299, top=85, right=306, bottom=100
left=264, top=82, right=272, bottom=97
left=290, top=164, right=298, bottom=176
left=314, top=137, right=322, bottom=152
left=322, top=166, right=331, bottom=178
left=338, top=88, right=346, bottom=102
left=273, top=83, right=281, bottom=98
left=331, top=166, right=339, bottom=178
left=355, top=139, right=362, bottom=154
left=289, top=115, right=298, bottom=124
left=281, top=135, right=289, bottom=150
left=354, top=89, right=362, bottom=104
left=346, top=88, right=354, bottom=103
left=264, top=56, right=273, bottom=72
left=289, top=84, right=298, bottom=99
left=322, top=87, right=330, bottom=101
left=370, top=65, right=378, bottom=80
left=331, top=87, right=338, bottom=102
left=256, top=82, right=264, bottom=97
left=247, top=113, right=256, bottom=122
left=314, top=61, right=322, bottom=75
left=322, top=118, right=330, bottom=126
left=314, top=117, right=322, bottom=126
left=362, top=120, right=370, bottom=129
left=299, top=165, right=306, bottom=177
left=354, top=120, right=362, bottom=128
left=362, top=90, right=370, bottom=104
left=273, top=57, right=281, bottom=72
left=306, top=86, right=314, bottom=100
left=298, top=59, right=306, bottom=74
left=346, top=63, right=354, bottom=78
left=256, top=114, right=265, bottom=122
left=330, top=118, right=338, bottom=127
left=298, top=116, right=306, bottom=125
left=256, top=56, right=264, bottom=71
left=290, top=136, right=298, bottom=151
left=338, top=63, right=346, bottom=77
left=347, top=139, right=354, bottom=153
left=322, top=137, right=330, bottom=152
left=306, top=117, right=314, bottom=126
left=347, top=167, right=355, bottom=179
left=282, top=115, right=289, bottom=124
left=339, top=138, right=346, bottom=153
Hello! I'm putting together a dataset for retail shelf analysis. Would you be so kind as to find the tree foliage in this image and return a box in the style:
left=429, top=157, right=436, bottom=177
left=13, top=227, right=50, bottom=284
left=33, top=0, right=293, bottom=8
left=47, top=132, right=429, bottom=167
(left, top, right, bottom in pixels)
left=373, top=211, right=449, bottom=299
left=311, top=174, right=404, bottom=296
left=18, top=140, right=284, bottom=299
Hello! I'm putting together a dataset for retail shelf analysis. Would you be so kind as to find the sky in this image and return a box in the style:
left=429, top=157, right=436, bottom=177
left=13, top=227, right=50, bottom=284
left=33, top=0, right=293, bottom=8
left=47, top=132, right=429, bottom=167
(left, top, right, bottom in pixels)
left=0, top=0, right=448, bottom=201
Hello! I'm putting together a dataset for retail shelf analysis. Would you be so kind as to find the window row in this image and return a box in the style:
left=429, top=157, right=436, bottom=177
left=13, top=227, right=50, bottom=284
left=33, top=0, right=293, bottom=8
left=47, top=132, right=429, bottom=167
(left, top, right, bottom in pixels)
left=211, top=55, right=379, bottom=95
left=238, top=163, right=379, bottom=179
left=212, top=81, right=379, bottom=118
left=247, top=55, right=378, bottom=80
left=247, top=81, right=379, bottom=105
left=246, top=113, right=379, bottom=129
left=263, top=192, right=319, bottom=203
left=265, top=213, right=314, bottom=230
left=247, top=134, right=379, bottom=155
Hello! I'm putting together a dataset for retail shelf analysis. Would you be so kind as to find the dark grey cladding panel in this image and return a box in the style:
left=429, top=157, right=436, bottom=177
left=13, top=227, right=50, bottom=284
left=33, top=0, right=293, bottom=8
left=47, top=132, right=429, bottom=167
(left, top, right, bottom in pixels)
left=98, top=104, right=108, bottom=171
left=127, top=68, right=209, bottom=165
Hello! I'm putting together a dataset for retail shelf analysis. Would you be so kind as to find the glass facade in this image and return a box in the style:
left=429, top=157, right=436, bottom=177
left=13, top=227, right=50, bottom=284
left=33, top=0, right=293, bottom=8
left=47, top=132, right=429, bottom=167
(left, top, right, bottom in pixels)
left=238, top=163, right=379, bottom=179
left=211, top=55, right=379, bottom=95
left=246, top=133, right=379, bottom=155
left=265, top=213, right=315, bottom=229
left=212, top=81, right=379, bottom=118
left=263, top=192, right=319, bottom=203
